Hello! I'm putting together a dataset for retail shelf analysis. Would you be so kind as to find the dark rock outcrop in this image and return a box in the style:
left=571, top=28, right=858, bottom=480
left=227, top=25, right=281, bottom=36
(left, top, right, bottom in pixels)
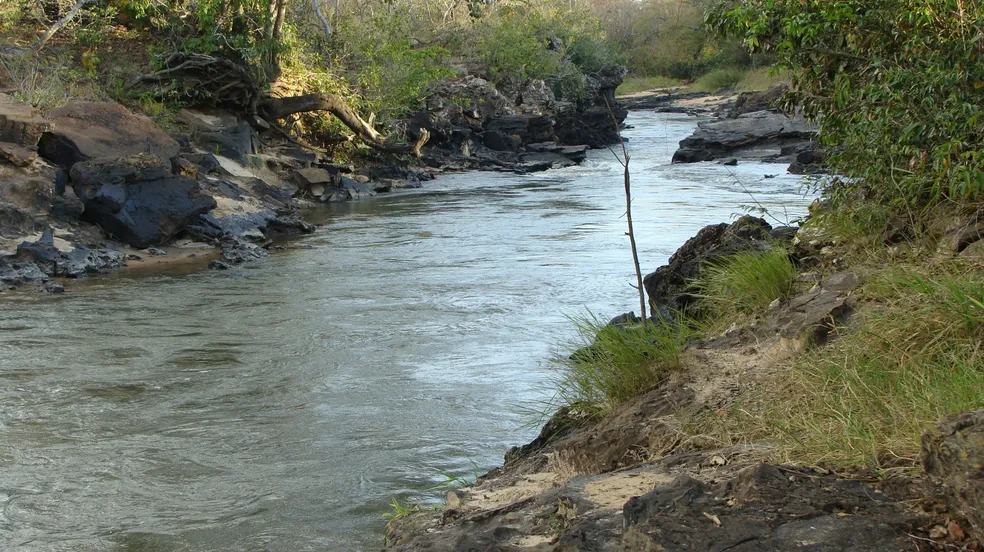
left=922, top=409, right=984, bottom=543
left=732, top=84, right=789, bottom=116
left=15, top=238, right=125, bottom=278
left=623, top=464, right=915, bottom=552
left=643, top=216, right=784, bottom=321
left=176, top=108, right=260, bottom=162
left=70, top=154, right=216, bottom=248
left=38, top=102, right=181, bottom=169
left=672, top=110, right=817, bottom=164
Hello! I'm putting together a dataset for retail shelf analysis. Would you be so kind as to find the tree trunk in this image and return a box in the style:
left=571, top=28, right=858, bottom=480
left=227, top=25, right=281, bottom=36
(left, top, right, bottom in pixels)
left=259, top=93, right=430, bottom=156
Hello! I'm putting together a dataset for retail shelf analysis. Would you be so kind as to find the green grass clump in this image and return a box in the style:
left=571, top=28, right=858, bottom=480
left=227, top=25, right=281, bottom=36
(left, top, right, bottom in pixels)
left=615, top=76, right=683, bottom=96
left=715, top=269, right=984, bottom=470
left=556, top=316, right=688, bottom=417
left=686, top=67, right=747, bottom=93
left=695, top=246, right=797, bottom=330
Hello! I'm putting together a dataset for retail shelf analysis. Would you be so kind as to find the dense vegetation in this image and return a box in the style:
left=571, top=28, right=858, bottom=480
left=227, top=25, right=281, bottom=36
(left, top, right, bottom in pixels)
left=708, top=0, right=984, bottom=211
left=1, top=0, right=626, bottom=142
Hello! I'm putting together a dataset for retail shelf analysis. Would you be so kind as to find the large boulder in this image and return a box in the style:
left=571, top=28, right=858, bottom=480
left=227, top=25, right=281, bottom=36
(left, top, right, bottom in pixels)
left=0, top=158, right=63, bottom=214
left=732, top=84, right=789, bottom=117
left=70, top=154, right=216, bottom=248
left=0, top=93, right=51, bottom=148
left=38, top=102, right=180, bottom=169
left=672, top=110, right=817, bottom=163
left=922, top=409, right=984, bottom=543
left=643, top=216, right=788, bottom=321
left=176, top=108, right=259, bottom=162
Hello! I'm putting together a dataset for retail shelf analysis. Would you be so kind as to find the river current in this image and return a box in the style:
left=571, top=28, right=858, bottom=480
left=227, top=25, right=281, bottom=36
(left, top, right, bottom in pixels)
left=0, top=111, right=814, bottom=551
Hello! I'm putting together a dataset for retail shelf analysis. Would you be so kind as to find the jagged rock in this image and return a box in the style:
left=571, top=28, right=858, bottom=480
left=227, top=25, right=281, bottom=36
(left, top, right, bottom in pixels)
left=0, top=158, right=62, bottom=215
left=208, top=259, right=230, bottom=270
left=672, top=148, right=716, bottom=164
left=70, top=154, right=216, bottom=248
left=516, top=152, right=576, bottom=172
left=0, top=200, right=45, bottom=242
left=176, top=108, right=259, bottom=162
left=37, top=281, right=65, bottom=293
left=623, top=464, right=914, bottom=552
left=0, top=141, right=38, bottom=166
left=732, top=84, right=789, bottom=116
left=38, top=102, right=181, bottom=169
left=515, top=79, right=555, bottom=113
left=526, top=142, right=589, bottom=163
left=408, top=76, right=511, bottom=144
left=643, top=216, right=780, bottom=321
left=772, top=288, right=852, bottom=347
left=322, top=175, right=376, bottom=202
left=672, top=111, right=818, bottom=163
left=482, top=129, right=520, bottom=152
left=195, top=176, right=306, bottom=240
left=16, top=239, right=126, bottom=278
left=0, top=93, right=51, bottom=148
left=822, top=270, right=863, bottom=292
left=0, top=256, right=49, bottom=288
left=486, top=115, right=555, bottom=146
left=922, top=409, right=984, bottom=544
left=295, top=167, right=334, bottom=188
left=220, top=235, right=267, bottom=264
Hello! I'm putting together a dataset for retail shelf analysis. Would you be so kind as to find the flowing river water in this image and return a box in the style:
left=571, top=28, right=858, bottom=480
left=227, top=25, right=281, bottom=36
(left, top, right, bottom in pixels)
left=0, top=111, right=814, bottom=551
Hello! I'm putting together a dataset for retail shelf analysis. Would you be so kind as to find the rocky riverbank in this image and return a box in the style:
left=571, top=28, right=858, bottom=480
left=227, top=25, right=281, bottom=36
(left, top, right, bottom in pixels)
left=383, top=209, right=984, bottom=551
left=0, top=66, right=625, bottom=293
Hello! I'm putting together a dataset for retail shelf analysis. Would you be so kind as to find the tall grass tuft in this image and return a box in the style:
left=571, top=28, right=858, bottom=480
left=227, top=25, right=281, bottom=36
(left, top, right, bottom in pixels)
left=694, top=246, right=797, bottom=330
left=556, top=315, right=688, bottom=418
left=713, top=269, right=984, bottom=470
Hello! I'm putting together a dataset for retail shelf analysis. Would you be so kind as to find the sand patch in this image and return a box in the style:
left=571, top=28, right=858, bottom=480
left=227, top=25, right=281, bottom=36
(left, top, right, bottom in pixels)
left=583, top=471, right=674, bottom=511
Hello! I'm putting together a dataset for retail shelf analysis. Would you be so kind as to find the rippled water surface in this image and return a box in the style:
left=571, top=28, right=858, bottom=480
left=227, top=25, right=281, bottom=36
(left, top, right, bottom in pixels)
left=0, top=112, right=814, bottom=551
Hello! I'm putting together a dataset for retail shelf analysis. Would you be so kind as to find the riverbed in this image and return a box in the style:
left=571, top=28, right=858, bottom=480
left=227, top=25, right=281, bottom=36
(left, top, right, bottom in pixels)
left=0, top=111, right=814, bottom=551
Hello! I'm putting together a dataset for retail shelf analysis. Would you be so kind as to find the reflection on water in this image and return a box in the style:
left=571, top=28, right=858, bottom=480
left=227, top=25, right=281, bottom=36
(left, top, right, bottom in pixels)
left=0, top=112, right=813, bottom=551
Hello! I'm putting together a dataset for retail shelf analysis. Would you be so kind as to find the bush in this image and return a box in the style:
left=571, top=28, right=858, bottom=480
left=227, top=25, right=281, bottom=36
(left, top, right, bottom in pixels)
left=556, top=315, right=688, bottom=417
left=707, top=0, right=984, bottom=210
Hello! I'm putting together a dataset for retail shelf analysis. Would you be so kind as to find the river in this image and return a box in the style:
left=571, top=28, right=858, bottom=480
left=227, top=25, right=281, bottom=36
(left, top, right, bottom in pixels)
left=0, top=111, right=814, bottom=551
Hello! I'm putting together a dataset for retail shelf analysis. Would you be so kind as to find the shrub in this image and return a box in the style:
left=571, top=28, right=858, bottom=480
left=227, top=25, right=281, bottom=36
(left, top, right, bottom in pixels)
left=707, top=0, right=984, bottom=210
left=556, top=315, right=688, bottom=417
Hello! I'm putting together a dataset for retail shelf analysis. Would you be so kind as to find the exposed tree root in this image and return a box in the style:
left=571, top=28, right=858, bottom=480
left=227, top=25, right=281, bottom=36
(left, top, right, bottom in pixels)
left=130, top=53, right=429, bottom=156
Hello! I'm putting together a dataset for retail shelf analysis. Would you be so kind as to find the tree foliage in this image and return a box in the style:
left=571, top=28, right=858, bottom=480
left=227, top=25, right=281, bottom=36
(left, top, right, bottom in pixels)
left=707, top=0, right=984, bottom=208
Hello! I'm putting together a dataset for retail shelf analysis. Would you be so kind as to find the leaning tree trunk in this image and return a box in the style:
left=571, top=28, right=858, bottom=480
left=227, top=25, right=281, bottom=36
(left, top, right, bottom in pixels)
left=130, top=54, right=429, bottom=157
left=257, top=93, right=428, bottom=156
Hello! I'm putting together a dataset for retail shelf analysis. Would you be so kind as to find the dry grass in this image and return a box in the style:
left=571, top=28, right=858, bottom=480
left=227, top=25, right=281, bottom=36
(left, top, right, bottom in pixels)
left=699, top=266, right=984, bottom=471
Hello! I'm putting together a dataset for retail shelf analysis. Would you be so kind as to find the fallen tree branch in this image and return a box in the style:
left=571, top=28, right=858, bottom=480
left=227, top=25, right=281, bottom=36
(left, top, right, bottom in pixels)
left=28, top=0, right=96, bottom=56
left=258, top=93, right=430, bottom=156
